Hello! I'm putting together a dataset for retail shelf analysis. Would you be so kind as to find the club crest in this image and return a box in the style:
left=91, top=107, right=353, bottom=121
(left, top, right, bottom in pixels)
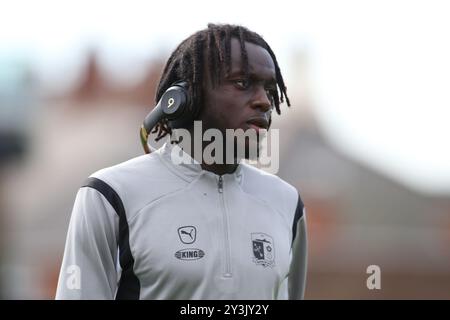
left=251, top=232, right=275, bottom=268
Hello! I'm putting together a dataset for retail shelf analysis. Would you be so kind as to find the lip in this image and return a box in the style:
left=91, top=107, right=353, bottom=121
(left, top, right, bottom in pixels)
left=246, top=116, right=269, bottom=130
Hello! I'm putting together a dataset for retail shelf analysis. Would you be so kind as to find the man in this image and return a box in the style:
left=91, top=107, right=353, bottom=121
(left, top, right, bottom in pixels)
left=56, top=23, right=307, bottom=299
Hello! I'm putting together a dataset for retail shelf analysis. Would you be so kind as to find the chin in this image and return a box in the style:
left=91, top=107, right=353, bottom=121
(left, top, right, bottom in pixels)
left=229, top=127, right=265, bottom=162
left=241, top=139, right=262, bottom=161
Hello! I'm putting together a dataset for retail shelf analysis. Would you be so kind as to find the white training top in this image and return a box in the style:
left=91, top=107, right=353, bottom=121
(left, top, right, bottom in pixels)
left=55, top=142, right=307, bottom=300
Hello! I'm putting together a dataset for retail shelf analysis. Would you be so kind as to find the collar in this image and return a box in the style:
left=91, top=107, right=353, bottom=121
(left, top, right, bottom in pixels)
left=156, top=142, right=243, bottom=185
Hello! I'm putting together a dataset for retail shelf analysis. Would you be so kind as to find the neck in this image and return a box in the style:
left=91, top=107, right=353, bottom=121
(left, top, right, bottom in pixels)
left=175, top=128, right=240, bottom=176
left=200, top=162, right=239, bottom=176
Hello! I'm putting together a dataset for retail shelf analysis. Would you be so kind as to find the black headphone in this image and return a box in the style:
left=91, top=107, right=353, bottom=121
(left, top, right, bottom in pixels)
left=140, top=81, right=197, bottom=153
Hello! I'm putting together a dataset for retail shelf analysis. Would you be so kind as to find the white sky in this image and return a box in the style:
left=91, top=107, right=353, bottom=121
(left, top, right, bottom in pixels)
left=1, top=0, right=450, bottom=195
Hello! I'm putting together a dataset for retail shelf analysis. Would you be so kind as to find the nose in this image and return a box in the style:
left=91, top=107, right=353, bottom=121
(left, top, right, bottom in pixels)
left=250, top=86, right=272, bottom=113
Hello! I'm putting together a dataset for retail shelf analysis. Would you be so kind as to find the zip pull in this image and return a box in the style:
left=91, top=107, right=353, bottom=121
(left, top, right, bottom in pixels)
left=218, top=176, right=223, bottom=193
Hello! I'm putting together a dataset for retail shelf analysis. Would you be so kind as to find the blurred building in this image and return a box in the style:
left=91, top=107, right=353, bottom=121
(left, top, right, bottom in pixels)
left=276, top=107, right=450, bottom=298
left=1, top=51, right=164, bottom=298
left=0, top=56, right=36, bottom=298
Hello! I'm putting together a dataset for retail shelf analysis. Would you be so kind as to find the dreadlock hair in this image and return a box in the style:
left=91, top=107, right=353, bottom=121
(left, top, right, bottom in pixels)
left=152, top=23, right=291, bottom=141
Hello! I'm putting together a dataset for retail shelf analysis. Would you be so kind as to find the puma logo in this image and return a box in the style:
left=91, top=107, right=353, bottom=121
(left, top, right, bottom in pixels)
left=181, top=229, right=194, bottom=240
left=178, top=226, right=197, bottom=244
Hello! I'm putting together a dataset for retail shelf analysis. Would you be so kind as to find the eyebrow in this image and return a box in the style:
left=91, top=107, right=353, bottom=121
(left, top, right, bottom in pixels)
left=226, top=70, right=276, bottom=83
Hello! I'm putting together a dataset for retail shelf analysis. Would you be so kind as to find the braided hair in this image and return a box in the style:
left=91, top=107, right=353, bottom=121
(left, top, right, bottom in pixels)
left=153, top=23, right=290, bottom=141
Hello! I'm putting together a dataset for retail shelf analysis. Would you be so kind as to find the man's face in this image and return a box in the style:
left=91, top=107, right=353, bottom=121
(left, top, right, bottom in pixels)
left=198, top=38, right=276, bottom=160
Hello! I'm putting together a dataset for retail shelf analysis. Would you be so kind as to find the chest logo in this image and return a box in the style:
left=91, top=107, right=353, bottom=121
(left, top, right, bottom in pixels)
left=178, top=226, right=197, bottom=244
left=251, top=233, right=275, bottom=268
left=175, top=248, right=205, bottom=260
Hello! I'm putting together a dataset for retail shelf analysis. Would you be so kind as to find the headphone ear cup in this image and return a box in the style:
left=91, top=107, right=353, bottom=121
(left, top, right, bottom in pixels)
left=140, top=81, right=193, bottom=153
left=166, top=82, right=195, bottom=129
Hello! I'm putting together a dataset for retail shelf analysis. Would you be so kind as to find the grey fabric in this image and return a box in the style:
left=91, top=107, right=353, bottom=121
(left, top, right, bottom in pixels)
left=56, top=142, right=307, bottom=299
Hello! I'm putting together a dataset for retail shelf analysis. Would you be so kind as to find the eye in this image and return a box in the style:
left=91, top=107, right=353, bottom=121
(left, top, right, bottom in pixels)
left=233, top=79, right=251, bottom=90
left=265, top=84, right=277, bottom=93
left=265, top=86, right=277, bottom=104
left=266, top=94, right=275, bottom=106
left=265, top=88, right=274, bottom=96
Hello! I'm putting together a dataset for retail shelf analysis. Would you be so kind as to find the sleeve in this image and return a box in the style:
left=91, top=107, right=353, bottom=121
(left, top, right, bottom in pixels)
left=55, top=185, right=119, bottom=299
left=287, top=195, right=308, bottom=300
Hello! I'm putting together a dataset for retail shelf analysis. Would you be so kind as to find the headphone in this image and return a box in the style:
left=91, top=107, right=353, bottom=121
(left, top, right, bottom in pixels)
left=140, top=81, right=197, bottom=154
